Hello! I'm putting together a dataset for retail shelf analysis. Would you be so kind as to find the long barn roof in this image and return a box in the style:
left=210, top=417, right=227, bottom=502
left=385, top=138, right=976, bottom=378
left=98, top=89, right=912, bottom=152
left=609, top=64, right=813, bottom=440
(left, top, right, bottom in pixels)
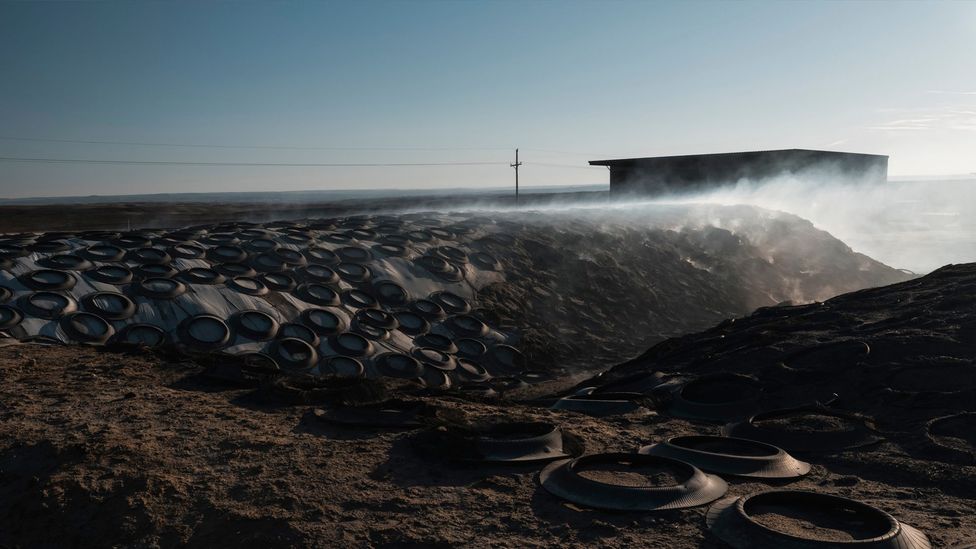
left=589, top=148, right=888, bottom=167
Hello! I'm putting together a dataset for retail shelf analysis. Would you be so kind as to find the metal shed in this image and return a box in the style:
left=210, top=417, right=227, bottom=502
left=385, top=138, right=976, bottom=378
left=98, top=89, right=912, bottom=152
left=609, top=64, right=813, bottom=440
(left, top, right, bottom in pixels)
left=589, top=149, right=888, bottom=196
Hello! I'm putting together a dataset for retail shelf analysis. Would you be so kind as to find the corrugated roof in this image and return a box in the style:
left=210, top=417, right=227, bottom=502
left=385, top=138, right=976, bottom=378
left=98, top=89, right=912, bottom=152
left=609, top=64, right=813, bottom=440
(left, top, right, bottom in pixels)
left=589, top=149, right=888, bottom=166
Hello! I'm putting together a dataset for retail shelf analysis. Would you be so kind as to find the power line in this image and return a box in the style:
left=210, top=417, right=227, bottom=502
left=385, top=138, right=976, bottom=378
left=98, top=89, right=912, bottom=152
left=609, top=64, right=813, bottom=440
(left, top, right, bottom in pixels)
left=0, top=136, right=614, bottom=157
left=520, top=148, right=610, bottom=157
left=0, top=156, right=505, bottom=167
left=0, top=135, right=512, bottom=152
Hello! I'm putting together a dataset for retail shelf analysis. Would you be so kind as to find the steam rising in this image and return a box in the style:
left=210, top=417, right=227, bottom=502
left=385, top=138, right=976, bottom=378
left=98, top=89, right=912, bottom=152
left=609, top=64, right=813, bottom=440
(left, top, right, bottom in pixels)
left=4, top=161, right=968, bottom=275
left=439, top=164, right=975, bottom=275
left=629, top=169, right=976, bottom=274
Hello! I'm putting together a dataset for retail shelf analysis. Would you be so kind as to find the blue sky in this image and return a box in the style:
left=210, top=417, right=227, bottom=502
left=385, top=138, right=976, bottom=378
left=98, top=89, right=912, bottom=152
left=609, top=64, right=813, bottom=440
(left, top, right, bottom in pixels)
left=1, top=0, right=974, bottom=198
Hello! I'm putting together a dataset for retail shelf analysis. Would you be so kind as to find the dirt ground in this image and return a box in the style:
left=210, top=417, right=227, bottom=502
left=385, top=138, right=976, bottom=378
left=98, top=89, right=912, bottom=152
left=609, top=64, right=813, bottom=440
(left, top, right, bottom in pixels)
left=0, top=335, right=972, bottom=547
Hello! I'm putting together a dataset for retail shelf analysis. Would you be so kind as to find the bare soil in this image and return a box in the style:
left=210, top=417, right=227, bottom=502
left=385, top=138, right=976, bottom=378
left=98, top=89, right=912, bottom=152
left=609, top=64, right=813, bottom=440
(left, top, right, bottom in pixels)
left=758, top=414, right=854, bottom=433
left=576, top=460, right=687, bottom=487
left=748, top=503, right=885, bottom=541
left=1, top=337, right=974, bottom=548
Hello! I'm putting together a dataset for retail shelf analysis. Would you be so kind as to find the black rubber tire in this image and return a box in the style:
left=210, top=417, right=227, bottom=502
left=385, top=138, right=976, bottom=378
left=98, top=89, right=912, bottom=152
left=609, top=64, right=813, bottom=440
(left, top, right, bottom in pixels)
left=329, top=332, right=373, bottom=357
left=84, top=265, right=134, bottom=285
left=374, top=280, right=410, bottom=306
left=125, top=248, right=172, bottom=265
left=19, top=269, right=77, bottom=291
left=272, top=247, right=308, bottom=267
left=206, top=245, right=249, bottom=264
left=231, top=310, right=280, bottom=341
left=341, top=289, right=377, bottom=309
left=114, top=323, right=167, bottom=348
left=135, top=277, right=187, bottom=300
left=446, top=314, right=489, bottom=337
left=300, top=308, right=347, bottom=335
left=410, top=299, right=446, bottom=320
left=393, top=311, right=430, bottom=336
left=276, top=322, right=320, bottom=347
left=294, top=283, right=341, bottom=307
left=17, top=291, right=78, bottom=320
left=415, top=333, right=458, bottom=354
left=376, top=352, right=424, bottom=379
left=259, top=272, right=297, bottom=292
left=354, top=308, right=398, bottom=330
left=80, top=244, right=126, bottom=262
left=227, top=276, right=270, bottom=296
left=178, top=314, right=232, bottom=351
left=60, top=311, right=115, bottom=344
left=244, top=238, right=278, bottom=253
left=269, top=337, right=318, bottom=371
left=337, top=246, right=372, bottom=263
left=371, top=243, right=408, bottom=257
left=304, top=247, right=340, bottom=266
left=296, top=264, right=339, bottom=284
left=0, top=304, right=23, bottom=330
left=214, top=262, right=258, bottom=278
left=251, top=252, right=287, bottom=273
left=37, top=254, right=95, bottom=271
left=80, top=291, right=137, bottom=321
left=455, top=338, right=487, bottom=359
left=335, top=262, right=372, bottom=284
left=168, top=243, right=207, bottom=259
left=177, top=268, right=227, bottom=285
left=132, top=264, right=178, bottom=280
left=429, top=291, right=471, bottom=314
left=321, top=356, right=365, bottom=378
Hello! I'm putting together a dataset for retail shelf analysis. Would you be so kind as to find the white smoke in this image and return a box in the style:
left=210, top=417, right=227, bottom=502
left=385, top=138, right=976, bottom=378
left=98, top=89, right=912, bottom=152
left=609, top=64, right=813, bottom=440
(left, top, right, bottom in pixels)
left=428, top=164, right=976, bottom=274
left=650, top=173, right=976, bottom=274
left=6, top=161, right=970, bottom=274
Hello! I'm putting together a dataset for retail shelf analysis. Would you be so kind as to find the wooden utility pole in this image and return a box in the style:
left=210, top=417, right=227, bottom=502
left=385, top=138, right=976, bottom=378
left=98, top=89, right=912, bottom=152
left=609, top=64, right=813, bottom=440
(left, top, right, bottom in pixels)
left=510, top=148, right=522, bottom=206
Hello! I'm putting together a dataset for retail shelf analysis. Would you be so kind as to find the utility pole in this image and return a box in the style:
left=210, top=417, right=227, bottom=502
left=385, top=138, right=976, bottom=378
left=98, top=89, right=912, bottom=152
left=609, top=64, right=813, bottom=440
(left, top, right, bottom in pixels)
left=510, top=148, right=522, bottom=206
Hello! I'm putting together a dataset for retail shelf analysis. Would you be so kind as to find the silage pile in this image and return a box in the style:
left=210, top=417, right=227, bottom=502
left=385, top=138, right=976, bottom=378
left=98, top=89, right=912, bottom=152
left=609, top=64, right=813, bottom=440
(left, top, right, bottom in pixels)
left=589, top=262, right=976, bottom=471
left=0, top=203, right=911, bottom=390
left=473, top=203, right=912, bottom=374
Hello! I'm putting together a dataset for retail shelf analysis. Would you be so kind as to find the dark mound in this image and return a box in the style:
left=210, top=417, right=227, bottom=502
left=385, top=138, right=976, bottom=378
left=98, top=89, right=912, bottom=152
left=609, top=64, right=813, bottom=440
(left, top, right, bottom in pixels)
left=474, top=205, right=911, bottom=374
left=0, top=204, right=909, bottom=396
left=589, top=262, right=976, bottom=487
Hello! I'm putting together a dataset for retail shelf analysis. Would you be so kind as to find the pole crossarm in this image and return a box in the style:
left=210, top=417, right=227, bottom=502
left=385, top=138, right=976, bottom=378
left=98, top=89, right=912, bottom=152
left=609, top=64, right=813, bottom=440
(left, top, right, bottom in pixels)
left=510, top=148, right=522, bottom=206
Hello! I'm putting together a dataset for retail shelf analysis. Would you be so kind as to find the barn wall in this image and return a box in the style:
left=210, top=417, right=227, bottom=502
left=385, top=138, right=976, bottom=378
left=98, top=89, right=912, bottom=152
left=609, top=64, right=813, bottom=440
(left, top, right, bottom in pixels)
left=600, top=150, right=887, bottom=197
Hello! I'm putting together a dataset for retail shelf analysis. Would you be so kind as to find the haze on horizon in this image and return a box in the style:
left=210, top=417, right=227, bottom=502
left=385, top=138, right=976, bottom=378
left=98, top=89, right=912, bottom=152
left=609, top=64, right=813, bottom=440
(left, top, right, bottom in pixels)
left=1, top=0, right=975, bottom=199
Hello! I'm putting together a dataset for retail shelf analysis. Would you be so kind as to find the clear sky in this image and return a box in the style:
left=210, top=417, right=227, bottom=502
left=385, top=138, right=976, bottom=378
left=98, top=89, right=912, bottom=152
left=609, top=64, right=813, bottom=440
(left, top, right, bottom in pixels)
left=1, top=0, right=974, bottom=198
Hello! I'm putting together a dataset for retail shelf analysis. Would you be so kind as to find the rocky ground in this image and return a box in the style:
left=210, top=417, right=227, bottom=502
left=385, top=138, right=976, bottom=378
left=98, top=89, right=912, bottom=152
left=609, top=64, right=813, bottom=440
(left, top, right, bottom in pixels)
left=1, top=264, right=973, bottom=548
